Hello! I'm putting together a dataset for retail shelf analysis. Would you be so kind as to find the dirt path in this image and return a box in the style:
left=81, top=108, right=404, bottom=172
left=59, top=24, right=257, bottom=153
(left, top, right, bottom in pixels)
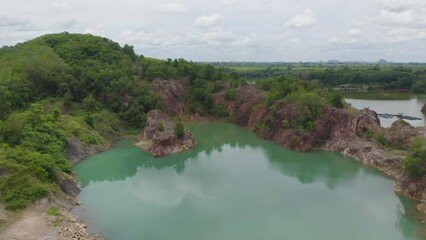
left=0, top=197, right=102, bottom=240
left=0, top=199, right=52, bottom=240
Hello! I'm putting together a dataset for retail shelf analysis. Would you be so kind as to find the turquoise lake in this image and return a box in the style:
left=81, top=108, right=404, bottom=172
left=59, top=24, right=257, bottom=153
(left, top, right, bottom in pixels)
left=73, top=122, right=424, bottom=240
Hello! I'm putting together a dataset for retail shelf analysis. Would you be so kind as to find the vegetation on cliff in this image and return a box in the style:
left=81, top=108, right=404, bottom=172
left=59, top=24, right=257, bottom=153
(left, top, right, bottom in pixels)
left=0, top=32, right=425, bottom=209
left=404, top=137, right=426, bottom=177
left=0, top=33, right=237, bottom=209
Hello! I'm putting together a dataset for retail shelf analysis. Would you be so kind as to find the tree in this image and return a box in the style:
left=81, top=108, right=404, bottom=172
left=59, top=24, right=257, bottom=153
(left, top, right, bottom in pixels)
left=174, top=120, right=185, bottom=138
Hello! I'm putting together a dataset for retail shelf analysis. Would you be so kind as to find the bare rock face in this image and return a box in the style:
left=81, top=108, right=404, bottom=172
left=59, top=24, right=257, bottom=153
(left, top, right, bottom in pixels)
left=235, top=85, right=265, bottom=126
left=421, top=103, right=426, bottom=113
left=385, top=120, right=426, bottom=149
left=56, top=172, right=81, bottom=197
left=66, top=137, right=106, bottom=164
left=395, top=174, right=426, bottom=200
left=149, top=79, right=186, bottom=116
left=135, top=110, right=196, bottom=157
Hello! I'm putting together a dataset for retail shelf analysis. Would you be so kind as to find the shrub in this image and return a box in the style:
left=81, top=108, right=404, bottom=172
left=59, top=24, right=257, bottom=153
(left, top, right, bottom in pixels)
left=403, top=157, right=425, bottom=177
left=84, top=115, right=94, bottom=127
left=364, top=129, right=373, bottom=141
left=157, top=122, right=164, bottom=132
left=329, top=92, right=344, bottom=108
left=174, top=120, right=185, bottom=138
left=224, top=88, right=237, bottom=101
left=281, top=119, right=290, bottom=129
left=403, top=137, right=426, bottom=177
left=377, top=133, right=388, bottom=146
left=47, top=207, right=60, bottom=216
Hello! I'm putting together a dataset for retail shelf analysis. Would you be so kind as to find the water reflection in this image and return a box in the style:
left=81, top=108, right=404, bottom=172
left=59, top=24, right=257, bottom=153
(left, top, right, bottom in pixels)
left=74, top=122, right=423, bottom=240
left=75, top=140, right=145, bottom=187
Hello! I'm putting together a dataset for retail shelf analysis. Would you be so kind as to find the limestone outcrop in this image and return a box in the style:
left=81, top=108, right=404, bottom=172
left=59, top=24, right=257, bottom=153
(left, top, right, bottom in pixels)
left=135, top=110, right=196, bottom=157
left=212, top=84, right=426, bottom=203
left=149, top=78, right=186, bottom=116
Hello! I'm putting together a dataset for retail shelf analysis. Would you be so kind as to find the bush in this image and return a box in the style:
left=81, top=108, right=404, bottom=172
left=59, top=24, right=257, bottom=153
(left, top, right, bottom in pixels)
left=224, top=88, right=237, bottom=101
left=377, top=133, right=388, bottom=146
left=403, top=156, right=425, bottom=177
left=84, top=115, right=94, bottom=127
left=329, top=92, right=344, bottom=108
left=47, top=206, right=60, bottom=216
left=403, top=137, right=426, bottom=177
left=281, top=119, right=290, bottom=129
left=174, top=120, right=185, bottom=138
left=364, top=129, right=374, bottom=141
left=157, top=122, right=164, bottom=132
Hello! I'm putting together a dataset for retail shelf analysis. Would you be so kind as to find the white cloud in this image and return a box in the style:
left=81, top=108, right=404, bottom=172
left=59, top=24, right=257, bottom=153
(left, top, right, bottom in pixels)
left=220, top=0, right=236, bottom=7
left=156, top=3, right=187, bottom=14
left=348, top=29, right=361, bottom=36
left=377, top=9, right=417, bottom=25
left=246, top=2, right=271, bottom=13
left=118, top=29, right=184, bottom=47
left=285, top=10, right=317, bottom=28
left=84, top=26, right=105, bottom=36
left=385, top=27, right=426, bottom=43
left=376, top=0, right=424, bottom=12
left=194, top=14, right=223, bottom=28
left=1, top=0, right=426, bottom=61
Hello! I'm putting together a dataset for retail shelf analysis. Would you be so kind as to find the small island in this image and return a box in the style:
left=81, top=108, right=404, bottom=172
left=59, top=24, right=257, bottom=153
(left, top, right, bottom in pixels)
left=135, top=110, right=196, bottom=157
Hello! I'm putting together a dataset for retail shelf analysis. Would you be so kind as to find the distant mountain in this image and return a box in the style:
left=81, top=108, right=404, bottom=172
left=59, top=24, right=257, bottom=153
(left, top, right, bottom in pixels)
left=377, top=59, right=389, bottom=64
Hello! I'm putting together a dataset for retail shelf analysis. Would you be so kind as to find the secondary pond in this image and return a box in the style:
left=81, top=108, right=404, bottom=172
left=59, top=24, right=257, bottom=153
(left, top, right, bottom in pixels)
left=73, top=123, right=424, bottom=240
left=345, top=92, right=426, bottom=127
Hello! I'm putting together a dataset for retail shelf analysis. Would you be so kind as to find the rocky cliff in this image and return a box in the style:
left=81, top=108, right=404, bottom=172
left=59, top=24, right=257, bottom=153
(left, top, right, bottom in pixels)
left=149, top=78, right=186, bottom=116
left=215, top=84, right=426, bottom=205
left=135, top=110, right=196, bottom=157
left=150, top=81, right=426, bottom=209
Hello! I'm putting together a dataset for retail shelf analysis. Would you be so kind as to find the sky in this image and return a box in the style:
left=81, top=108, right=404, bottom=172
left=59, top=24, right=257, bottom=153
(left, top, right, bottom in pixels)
left=1, top=0, right=426, bottom=62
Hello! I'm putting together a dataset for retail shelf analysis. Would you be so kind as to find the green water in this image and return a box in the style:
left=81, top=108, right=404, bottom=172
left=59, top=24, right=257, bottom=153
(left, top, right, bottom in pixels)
left=73, top=123, right=423, bottom=240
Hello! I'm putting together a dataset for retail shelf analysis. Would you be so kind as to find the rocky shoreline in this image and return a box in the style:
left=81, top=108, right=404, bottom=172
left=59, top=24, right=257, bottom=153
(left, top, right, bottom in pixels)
left=4, top=80, right=426, bottom=239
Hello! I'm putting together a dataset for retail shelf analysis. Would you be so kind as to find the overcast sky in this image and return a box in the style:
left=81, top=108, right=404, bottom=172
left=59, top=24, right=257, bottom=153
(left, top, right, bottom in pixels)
left=1, top=0, right=426, bottom=62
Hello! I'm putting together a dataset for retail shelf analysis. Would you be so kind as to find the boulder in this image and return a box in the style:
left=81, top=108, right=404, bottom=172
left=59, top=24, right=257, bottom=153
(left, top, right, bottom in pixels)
left=384, top=120, right=426, bottom=149
left=135, top=110, right=196, bottom=157
left=57, top=172, right=81, bottom=197
left=421, top=103, right=426, bottom=113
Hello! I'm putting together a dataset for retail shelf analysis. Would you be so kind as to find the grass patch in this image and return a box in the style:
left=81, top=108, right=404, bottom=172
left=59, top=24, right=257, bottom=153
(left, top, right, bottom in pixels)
left=47, top=206, right=60, bottom=216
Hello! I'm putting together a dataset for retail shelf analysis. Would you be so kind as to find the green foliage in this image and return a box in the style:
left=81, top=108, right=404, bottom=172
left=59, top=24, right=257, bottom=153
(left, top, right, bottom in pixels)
left=285, top=91, right=325, bottom=131
left=224, top=88, right=237, bottom=101
left=364, top=129, right=374, bottom=141
left=403, top=157, right=425, bottom=177
left=188, top=79, right=214, bottom=115
left=84, top=115, right=94, bottom=127
left=47, top=206, right=60, bottom=216
left=281, top=119, right=290, bottom=129
left=328, top=92, right=344, bottom=108
left=157, top=122, right=164, bottom=132
left=403, top=137, right=426, bottom=177
left=174, top=120, right=185, bottom=138
left=377, top=132, right=389, bottom=146
left=81, top=95, right=101, bottom=112
left=212, top=104, right=229, bottom=118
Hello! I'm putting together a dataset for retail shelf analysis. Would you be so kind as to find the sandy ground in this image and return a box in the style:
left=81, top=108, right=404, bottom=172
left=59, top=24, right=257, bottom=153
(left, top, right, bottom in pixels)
left=0, top=197, right=102, bottom=240
left=0, top=199, right=53, bottom=240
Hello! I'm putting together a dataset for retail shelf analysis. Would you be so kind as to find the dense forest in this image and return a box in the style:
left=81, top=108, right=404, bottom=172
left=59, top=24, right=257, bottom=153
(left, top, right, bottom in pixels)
left=0, top=33, right=424, bottom=210
left=0, top=33, right=242, bottom=209
left=210, top=62, right=426, bottom=93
